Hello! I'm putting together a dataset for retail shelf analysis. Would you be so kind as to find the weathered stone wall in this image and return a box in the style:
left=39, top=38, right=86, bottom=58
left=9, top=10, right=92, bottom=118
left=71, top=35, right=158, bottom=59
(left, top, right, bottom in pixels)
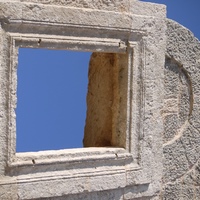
left=0, top=0, right=167, bottom=198
left=84, top=52, right=128, bottom=148
left=2, top=0, right=200, bottom=199
left=162, top=19, right=200, bottom=199
left=84, top=53, right=115, bottom=147
left=0, top=27, right=11, bottom=175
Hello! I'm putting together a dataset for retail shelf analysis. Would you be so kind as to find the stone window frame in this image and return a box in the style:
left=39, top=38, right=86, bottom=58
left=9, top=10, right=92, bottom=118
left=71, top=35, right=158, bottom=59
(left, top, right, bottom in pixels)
left=0, top=30, right=152, bottom=186
left=0, top=3, right=169, bottom=198
left=7, top=33, right=127, bottom=163
left=3, top=32, right=148, bottom=178
left=0, top=1, right=166, bottom=198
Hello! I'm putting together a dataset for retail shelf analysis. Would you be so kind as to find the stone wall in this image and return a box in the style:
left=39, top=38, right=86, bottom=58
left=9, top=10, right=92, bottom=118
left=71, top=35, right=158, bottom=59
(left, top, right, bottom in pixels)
left=84, top=53, right=115, bottom=147
left=0, top=0, right=166, bottom=199
left=0, top=0, right=199, bottom=199
left=84, top=52, right=128, bottom=148
left=162, top=19, right=200, bottom=199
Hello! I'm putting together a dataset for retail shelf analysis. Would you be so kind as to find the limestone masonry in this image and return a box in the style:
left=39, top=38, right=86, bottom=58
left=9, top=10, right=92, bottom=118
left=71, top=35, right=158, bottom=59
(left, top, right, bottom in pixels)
left=0, top=0, right=199, bottom=199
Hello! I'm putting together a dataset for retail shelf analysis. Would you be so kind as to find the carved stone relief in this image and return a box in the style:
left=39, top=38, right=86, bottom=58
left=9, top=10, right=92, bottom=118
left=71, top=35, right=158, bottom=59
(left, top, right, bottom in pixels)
left=162, top=19, right=200, bottom=199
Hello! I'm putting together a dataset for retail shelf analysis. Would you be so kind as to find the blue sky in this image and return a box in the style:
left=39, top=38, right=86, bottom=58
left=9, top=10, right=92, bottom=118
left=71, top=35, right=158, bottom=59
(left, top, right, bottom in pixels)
left=17, top=50, right=91, bottom=151
left=16, top=0, right=200, bottom=152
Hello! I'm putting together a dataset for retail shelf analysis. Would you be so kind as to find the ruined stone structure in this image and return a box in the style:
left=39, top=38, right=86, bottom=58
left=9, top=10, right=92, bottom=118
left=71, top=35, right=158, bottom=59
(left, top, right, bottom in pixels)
left=0, top=0, right=199, bottom=199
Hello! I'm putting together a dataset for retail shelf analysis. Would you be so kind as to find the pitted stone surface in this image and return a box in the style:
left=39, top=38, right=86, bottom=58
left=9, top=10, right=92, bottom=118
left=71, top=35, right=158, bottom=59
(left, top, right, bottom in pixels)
left=84, top=52, right=128, bottom=148
left=21, top=0, right=130, bottom=12
left=84, top=53, right=114, bottom=147
left=162, top=19, right=200, bottom=199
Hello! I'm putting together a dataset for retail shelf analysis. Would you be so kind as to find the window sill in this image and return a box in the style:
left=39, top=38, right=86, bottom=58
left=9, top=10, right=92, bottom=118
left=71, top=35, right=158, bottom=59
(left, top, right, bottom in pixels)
left=9, top=147, right=135, bottom=168
left=6, top=147, right=140, bottom=186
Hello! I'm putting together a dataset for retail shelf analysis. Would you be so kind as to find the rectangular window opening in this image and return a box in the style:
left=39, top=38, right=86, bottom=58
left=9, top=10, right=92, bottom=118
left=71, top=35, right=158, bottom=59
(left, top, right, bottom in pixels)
left=16, top=48, right=127, bottom=153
